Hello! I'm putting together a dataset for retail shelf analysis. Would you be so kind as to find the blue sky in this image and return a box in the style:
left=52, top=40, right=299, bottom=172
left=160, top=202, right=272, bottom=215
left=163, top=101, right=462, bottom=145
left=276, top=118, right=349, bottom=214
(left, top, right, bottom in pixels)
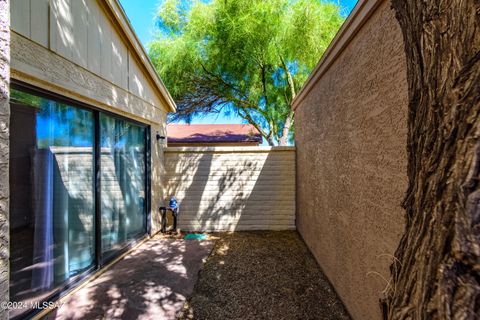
left=120, top=0, right=358, bottom=125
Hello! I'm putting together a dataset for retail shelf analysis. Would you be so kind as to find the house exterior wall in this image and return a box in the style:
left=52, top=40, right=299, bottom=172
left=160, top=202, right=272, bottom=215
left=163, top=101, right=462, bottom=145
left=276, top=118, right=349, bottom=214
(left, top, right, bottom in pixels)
left=164, top=147, right=295, bottom=231
left=9, top=0, right=170, bottom=235
left=10, top=0, right=165, bottom=110
left=3, top=0, right=171, bottom=315
left=0, top=1, right=9, bottom=318
left=294, top=1, right=408, bottom=319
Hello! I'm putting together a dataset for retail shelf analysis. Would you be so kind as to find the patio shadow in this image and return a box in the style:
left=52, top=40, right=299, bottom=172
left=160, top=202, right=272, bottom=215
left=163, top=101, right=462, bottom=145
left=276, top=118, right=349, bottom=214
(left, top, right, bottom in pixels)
left=45, top=237, right=214, bottom=320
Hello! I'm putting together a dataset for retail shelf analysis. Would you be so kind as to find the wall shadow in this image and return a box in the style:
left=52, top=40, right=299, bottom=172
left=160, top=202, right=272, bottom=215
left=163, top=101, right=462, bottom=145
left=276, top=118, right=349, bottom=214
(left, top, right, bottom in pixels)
left=164, top=148, right=295, bottom=232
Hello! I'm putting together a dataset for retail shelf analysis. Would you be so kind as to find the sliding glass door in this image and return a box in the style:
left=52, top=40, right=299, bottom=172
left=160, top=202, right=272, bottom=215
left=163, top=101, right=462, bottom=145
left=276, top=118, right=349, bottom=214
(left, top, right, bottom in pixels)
left=9, top=89, right=96, bottom=318
left=100, top=115, right=147, bottom=260
left=9, top=86, right=149, bottom=319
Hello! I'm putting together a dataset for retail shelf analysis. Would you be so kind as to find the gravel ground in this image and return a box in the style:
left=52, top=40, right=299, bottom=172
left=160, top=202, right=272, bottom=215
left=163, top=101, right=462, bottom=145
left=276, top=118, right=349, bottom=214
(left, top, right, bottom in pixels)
left=179, top=231, right=351, bottom=320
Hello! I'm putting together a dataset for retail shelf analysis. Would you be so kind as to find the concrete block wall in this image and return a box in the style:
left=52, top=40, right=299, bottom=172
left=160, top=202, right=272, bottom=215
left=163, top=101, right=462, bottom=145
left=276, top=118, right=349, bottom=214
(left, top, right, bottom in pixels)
left=293, top=1, right=408, bottom=319
left=164, top=146, right=296, bottom=232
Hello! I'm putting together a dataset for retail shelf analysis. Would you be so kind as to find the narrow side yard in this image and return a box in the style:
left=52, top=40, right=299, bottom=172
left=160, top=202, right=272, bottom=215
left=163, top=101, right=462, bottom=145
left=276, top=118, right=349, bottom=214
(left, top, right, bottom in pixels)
left=42, top=231, right=350, bottom=320
left=180, top=231, right=350, bottom=320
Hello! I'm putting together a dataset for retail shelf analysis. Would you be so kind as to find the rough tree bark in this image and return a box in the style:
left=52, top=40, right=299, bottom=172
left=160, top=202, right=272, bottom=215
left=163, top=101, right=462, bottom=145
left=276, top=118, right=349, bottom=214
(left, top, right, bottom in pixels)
left=383, top=0, right=480, bottom=319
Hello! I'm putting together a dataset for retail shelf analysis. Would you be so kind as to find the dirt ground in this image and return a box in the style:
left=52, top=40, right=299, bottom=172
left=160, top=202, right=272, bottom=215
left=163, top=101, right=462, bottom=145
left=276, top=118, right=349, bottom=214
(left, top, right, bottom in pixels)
left=179, top=231, right=351, bottom=320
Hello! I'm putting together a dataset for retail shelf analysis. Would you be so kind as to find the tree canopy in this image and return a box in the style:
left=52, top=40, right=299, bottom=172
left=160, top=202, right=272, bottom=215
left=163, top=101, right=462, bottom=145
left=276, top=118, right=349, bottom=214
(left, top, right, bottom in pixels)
left=149, top=0, right=344, bottom=145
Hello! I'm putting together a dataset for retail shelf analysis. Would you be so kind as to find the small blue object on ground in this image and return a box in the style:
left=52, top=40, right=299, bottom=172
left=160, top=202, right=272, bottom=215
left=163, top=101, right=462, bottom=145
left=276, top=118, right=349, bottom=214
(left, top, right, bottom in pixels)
left=184, top=233, right=207, bottom=240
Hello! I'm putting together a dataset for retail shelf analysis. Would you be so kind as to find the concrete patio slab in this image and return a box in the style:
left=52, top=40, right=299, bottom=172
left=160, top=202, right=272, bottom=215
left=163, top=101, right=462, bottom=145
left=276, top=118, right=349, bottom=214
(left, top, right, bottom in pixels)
left=45, top=236, right=214, bottom=320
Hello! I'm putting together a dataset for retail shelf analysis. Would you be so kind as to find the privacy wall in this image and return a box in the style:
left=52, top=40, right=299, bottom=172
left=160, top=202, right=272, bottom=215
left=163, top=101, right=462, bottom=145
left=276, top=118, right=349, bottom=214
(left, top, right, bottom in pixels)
left=164, top=147, right=295, bottom=231
left=293, top=1, right=408, bottom=319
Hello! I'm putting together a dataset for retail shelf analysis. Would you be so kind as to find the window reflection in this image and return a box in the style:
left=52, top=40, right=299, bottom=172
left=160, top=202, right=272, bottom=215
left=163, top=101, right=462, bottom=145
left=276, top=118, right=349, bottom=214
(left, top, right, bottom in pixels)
left=9, top=89, right=95, bottom=317
left=9, top=88, right=148, bottom=318
left=100, top=114, right=146, bottom=259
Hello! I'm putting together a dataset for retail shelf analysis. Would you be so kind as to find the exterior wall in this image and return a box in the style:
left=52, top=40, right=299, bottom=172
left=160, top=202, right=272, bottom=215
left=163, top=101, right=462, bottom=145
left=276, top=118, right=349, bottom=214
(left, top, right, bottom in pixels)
left=0, top=1, right=8, bottom=318
left=150, top=126, right=167, bottom=233
left=294, top=1, right=408, bottom=320
left=9, top=0, right=171, bottom=235
left=11, top=33, right=165, bottom=124
left=10, top=0, right=163, bottom=109
left=3, top=0, right=171, bottom=316
left=164, top=147, right=295, bottom=231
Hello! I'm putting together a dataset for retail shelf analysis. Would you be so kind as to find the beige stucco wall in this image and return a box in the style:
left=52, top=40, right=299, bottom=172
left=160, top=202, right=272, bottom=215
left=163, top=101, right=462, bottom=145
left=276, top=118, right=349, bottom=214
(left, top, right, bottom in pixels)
left=0, top=1, right=8, bottom=318
left=164, top=147, right=296, bottom=231
left=294, top=1, right=408, bottom=319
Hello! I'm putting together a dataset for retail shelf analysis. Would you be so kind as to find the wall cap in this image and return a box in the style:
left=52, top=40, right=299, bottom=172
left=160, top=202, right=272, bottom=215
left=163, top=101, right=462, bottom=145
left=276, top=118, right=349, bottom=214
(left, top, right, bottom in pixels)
left=292, top=0, right=385, bottom=110
left=165, top=146, right=296, bottom=153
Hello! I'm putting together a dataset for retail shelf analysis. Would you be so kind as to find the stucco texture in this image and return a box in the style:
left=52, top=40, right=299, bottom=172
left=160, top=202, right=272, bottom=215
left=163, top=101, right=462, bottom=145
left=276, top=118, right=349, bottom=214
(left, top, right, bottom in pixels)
left=0, top=1, right=8, bottom=319
left=295, top=1, right=408, bottom=320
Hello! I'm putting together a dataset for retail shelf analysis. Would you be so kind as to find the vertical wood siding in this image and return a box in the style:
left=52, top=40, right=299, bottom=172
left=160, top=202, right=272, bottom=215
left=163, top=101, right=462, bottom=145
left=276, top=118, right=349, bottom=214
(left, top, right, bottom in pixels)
left=164, top=147, right=296, bottom=232
left=10, top=0, right=158, bottom=106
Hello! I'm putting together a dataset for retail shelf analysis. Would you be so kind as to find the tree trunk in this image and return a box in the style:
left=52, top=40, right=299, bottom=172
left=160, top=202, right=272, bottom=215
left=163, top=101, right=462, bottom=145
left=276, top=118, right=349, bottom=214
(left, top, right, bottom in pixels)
left=278, top=109, right=294, bottom=146
left=383, top=1, right=480, bottom=319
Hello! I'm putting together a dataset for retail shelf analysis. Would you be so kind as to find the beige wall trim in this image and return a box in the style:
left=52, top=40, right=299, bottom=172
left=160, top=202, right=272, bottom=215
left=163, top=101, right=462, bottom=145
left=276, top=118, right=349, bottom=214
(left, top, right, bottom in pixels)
left=103, top=0, right=177, bottom=113
left=292, top=0, right=384, bottom=110
left=165, top=146, right=296, bottom=153
left=11, top=69, right=159, bottom=126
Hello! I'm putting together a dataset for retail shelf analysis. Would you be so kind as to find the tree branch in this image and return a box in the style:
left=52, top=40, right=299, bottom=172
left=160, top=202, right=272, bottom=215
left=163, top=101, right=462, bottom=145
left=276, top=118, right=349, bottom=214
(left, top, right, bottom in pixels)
left=238, top=108, right=275, bottom=146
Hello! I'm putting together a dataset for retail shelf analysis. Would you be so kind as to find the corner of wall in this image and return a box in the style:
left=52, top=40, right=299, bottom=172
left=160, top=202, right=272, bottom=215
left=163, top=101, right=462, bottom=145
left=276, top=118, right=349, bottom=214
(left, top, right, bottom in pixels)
left=150, top=118, right=167, bottom=235
left=0, top=0, right=10, bottom=317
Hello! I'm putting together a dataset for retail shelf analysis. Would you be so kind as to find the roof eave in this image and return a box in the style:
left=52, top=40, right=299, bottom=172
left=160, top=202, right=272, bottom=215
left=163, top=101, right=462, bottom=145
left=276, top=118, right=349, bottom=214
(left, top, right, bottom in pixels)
left=105, top=0, right=177, bottom=113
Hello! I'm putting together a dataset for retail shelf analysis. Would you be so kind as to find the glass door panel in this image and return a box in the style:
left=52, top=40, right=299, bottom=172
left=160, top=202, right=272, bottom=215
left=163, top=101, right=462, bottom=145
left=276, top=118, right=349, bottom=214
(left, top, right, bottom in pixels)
left=9, top=89, right=95, bottom=317
left=100, top=114, right=146, bottom=259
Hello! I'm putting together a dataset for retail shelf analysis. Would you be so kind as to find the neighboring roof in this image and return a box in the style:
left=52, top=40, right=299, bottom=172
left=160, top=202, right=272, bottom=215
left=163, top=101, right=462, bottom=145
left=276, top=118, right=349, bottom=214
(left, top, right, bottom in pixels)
left=167, top=124, right=263, bottom=144
left=104, top=0, right=177, bottom=112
